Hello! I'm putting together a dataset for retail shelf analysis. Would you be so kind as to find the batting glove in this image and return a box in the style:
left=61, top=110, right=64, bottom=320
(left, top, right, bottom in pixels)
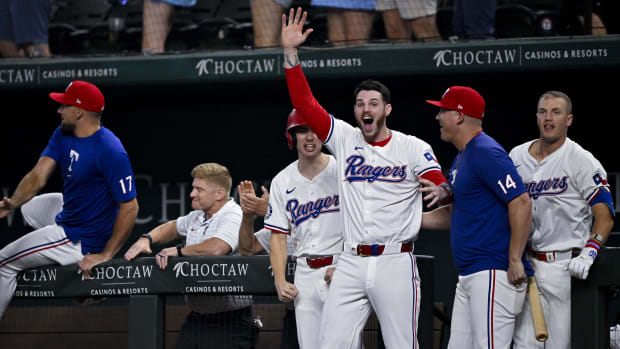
left=567, top=247, right=597, bottom=280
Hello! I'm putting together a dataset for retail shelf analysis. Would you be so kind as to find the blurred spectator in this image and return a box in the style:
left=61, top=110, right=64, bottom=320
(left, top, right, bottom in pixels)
left=0, top=0, right=54, bottom=57
left=377, top=0, right=440, bottom=42
left=452, top=0, right=496, bottom=40
left=562, top=0, right=607, bottom=36
left=251, top=0, right=293, bottom=48
left=311, top=0, right=376, bottom=46
left=142, top=0, right=196, bottom=54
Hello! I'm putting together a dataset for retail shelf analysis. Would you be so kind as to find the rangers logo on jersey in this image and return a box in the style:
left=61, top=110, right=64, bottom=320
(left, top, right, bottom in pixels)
left=286, top=194, right=340, bottom=227
left=344, top=155, right=407, bottom=183
left=524, top=176, right=568, bottom=199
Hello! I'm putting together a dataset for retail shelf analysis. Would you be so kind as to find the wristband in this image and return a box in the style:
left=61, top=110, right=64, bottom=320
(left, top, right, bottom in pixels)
left=140, top=233, right=153, bottom=249
left=177, top=245, right=184, bottom=257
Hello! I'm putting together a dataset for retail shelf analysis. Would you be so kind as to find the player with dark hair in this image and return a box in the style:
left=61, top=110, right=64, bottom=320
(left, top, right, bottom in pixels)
left=510, top=91, right=614, bottom=348
left=281, top=8, right=451, bottom=348
left=421, top=86, right=532, bottom=349
left=0, top=81, right=139, bottom=318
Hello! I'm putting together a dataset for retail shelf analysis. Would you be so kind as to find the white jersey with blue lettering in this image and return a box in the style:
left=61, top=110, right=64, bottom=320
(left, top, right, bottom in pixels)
left=264, top=155, right=351, bottom=349
left=324, top=116, right=442, bottom=245
left=510, top=139, right=612, bottom=349
left=264, top=155, right=343, bottom=257
left=509, top=137, right=611, bottom=252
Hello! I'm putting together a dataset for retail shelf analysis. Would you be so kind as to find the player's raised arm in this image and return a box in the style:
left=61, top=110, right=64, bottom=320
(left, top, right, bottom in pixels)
left=281, top=7, right=313, bottom=68
left=282, top=7, right=331, bottom=142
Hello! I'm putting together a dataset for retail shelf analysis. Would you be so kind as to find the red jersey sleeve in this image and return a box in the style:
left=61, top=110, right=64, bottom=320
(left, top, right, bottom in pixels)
left=285, top=65, right=331, bottom=142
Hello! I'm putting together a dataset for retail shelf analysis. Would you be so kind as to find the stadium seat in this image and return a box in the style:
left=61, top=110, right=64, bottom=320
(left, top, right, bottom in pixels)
left=49, top=0, right=112, bottom=55
left=50, top=0, right=111, bottom=29
left=101, top=0, right=144, bottom=53
left=194, top=0, right=253, bottom=50
left=166, top=0, right=220, bottom=51
left=495, top=4, right=537, bottom=38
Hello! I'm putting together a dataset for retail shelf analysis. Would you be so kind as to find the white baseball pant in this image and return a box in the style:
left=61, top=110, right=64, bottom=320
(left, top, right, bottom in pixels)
left=294, top=257, right=364, bottom=349
left=448, top=269, right=527, bottom=349
left=319, top=252, right=420, bottom=349
left=1, top=193, right=81, bottom=319
left=21, top=192, right=63, bottom=229
left=513, top=258, right=571, bottom=349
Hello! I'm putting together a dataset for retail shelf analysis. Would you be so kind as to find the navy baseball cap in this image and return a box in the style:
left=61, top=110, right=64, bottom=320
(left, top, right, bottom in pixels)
left=50, top=81, right=105, bottom=113
left=426, top=86, right=485, bottom=119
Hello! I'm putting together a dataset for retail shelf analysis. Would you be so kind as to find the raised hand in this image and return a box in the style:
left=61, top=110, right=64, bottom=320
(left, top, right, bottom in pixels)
left=281, top=7, right=313, bottom=49
left=239, top=181, right=270, bottom=217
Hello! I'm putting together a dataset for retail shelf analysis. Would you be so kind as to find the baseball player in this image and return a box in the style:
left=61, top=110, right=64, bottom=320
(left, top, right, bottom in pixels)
left=264, top=109, right=360, bottom=349
left=281, top=9, right=452, bottom=348
left=124, top=163, right=258, bottom=349
left=0, top=81, right=138, bottom=319
left=421, top=86, right=533, bottom=349
left=237, top=179, right=301, bottom=349
left=510, top=91, right=614, bottom=348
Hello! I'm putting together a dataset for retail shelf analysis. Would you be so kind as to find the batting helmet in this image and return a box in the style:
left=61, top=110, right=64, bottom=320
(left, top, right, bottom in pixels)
left=286, top=109, right=307, bottom=150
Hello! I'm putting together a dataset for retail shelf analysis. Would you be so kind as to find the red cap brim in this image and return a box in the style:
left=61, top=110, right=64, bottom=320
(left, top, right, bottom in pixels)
left=49, top=92, right=69, bottom=105
left=426, top=100, right=445, bottom=109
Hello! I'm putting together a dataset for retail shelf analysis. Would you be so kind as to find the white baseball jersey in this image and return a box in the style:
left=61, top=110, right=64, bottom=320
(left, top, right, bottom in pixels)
left=264, top=155, right=343, bottom=257
left=175, top=199, right=250, bottom=314
left=509, top=137, right=611, bottom=252
left=324, top=116, right=443, bottom=244
left=254, top=228, right=295, bottom=254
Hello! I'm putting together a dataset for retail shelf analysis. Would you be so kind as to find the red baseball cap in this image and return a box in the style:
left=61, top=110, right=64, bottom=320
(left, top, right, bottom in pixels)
left=50, top=81, right=105, bottom=113
left=426, top=86, right=485, bottom=119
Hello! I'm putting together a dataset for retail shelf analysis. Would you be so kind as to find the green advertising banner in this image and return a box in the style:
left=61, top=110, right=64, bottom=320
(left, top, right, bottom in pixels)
left=1, top=36, right=619, bottom=88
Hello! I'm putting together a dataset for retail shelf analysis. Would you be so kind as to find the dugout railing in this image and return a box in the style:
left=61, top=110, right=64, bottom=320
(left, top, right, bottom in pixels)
left=572, top=247, right=620, bottom=349
left=3, top=255, right=435, bottom=349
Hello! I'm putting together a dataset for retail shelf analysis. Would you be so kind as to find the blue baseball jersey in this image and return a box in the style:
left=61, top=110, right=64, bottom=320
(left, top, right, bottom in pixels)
left=41, top=126, right=137, bottom=254
left=449, top=132, right=532, bottom=276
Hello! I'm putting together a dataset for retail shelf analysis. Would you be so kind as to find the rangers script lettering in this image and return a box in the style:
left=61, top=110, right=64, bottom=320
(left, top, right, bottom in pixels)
left=524, top=176, right=568, bottom=199
left=286, top=194, right=340, bottom=226
left=344, top=155, right=407, bottom=183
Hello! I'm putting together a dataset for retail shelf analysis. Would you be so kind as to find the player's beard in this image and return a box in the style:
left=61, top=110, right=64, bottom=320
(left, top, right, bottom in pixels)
left=61, top=123, right=76, bottom=136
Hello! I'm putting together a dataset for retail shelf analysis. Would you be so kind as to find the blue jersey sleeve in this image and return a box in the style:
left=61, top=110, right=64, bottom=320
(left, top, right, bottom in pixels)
left=101, top=142, right=137, bottom=203
left=472, top=143, right=525, bottom=204
left=40, top=127, right=63, bottom=161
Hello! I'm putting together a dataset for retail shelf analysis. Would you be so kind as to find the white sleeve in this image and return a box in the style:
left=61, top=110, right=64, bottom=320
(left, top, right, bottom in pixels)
left=175, top=211, right=194, bottom=237
left=255, top=228, right=295, bottom=255
left=574, top=151, right=610, bottom=202
left=254, top=228, right=272, bottom=253
left=411, top=139, right=442, bottom=176
left=263, top=173, right=291, bottom=234
left=210, top=206, right=242, bottom=252
left=324, top=116, right=356, bottom=157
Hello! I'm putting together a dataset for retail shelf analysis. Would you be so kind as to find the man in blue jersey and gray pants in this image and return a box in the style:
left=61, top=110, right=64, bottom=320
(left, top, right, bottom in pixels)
left=419, top=86, right=533, bottom=349
left=0, top=81, right=139, bottom=319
